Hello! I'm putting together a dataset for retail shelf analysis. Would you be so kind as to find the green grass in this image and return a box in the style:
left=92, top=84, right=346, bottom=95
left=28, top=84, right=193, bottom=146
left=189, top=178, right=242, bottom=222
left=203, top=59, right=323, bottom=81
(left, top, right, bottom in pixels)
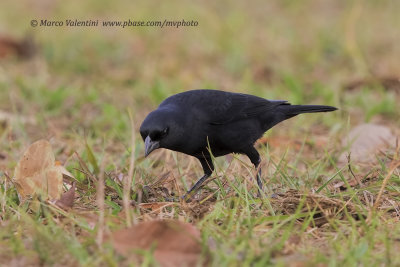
left=1, top=0, right=400, bottom=266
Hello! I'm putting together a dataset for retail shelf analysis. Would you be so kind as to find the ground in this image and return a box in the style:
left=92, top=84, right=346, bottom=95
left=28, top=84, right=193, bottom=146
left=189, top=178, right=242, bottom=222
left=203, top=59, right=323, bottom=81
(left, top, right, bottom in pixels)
left=0, top=0, right=400, bottom=266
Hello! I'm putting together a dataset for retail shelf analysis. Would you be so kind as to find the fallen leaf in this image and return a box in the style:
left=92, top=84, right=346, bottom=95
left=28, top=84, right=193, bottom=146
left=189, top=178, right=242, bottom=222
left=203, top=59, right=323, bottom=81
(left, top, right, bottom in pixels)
left=338, top=124, right=397, bottom=165
left=54, top=161, right=76, bottom=180
left=111, top=220, right=204, bottom=267
left=13, top=139, right=63, bottom=202
left=55, top=182, right=76, bottom=210
left=0, top=34, right=36, bottom=59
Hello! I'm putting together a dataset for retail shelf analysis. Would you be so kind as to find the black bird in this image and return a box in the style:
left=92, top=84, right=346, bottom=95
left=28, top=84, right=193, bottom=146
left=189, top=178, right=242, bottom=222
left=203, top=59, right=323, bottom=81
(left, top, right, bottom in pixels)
left=140, top=89, right=337, bottom=201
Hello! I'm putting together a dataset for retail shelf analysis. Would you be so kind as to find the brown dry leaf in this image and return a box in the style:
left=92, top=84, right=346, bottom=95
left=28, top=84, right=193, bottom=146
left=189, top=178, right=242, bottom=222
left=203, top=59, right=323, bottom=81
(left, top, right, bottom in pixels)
left=13, top=139, right=63, bottom=202
left=338, top=124, right=397, bottom=166
left=111, top=220, right=204, bottom=267
left=54, top=161, right=76, bottom=180
left=0, top=34, right=36, bottom=59
left=55, top=182, right=76, bottom=210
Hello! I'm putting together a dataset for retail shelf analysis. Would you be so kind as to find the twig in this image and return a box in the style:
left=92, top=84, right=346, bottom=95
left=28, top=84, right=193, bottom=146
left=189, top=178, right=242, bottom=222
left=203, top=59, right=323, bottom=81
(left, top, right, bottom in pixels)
left=347, top=153, right=362, bottom=187
left=3, top=171, right=13, bottom=183
left=96, top=157, right=106, bottom=248
left=124, top=111, right=135, bottom=227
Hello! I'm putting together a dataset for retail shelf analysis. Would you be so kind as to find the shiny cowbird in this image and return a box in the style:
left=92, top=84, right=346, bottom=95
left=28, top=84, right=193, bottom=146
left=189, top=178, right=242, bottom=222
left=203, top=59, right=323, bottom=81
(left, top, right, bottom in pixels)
left=140, top=89, right=337, bottom=200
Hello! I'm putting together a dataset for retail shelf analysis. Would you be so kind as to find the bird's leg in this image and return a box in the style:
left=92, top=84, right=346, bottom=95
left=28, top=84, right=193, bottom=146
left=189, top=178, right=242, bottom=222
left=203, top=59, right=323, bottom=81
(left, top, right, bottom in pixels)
left=244, top=147, right=263, bottom=196
left=183, top=157, right=214, bottom=202
left=183, top=173, right=210, bottom=202
left=255, top=158, right=263, bottom=191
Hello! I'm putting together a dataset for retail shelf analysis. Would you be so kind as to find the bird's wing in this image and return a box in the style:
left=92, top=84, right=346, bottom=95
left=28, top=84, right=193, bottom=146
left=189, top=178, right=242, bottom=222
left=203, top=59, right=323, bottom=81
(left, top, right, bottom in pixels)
left=207, top=94, right=287, bottom=125
left=161, top=90, right=287, bottom=125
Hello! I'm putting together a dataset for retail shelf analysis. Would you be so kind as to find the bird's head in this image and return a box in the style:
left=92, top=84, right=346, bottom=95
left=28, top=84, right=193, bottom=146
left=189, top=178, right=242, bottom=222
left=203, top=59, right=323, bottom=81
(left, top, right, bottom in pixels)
left=139, top=108, right=183, bottom=157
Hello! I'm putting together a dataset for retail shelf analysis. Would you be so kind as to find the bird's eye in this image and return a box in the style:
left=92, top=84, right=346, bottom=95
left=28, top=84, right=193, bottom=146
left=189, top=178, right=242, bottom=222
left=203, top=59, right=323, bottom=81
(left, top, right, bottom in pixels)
left=162, top=127, right=169, bottom=136
left=150, top=128, right=168, bottom=141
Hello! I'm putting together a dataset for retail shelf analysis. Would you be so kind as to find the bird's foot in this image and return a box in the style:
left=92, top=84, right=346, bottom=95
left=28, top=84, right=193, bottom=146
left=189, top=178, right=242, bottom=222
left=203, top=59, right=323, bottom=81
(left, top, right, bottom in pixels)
left=163, top=196, right=180, bottom=202
left=182, top=191, right=195, bottom=203
left=256, top=188, right=278, bottom=199
left=163, top=192, right=198, bottom=203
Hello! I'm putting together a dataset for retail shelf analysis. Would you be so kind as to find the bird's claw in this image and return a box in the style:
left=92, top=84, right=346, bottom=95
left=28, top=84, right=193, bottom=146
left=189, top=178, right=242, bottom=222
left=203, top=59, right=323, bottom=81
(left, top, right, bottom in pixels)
left=163, top=196, right=180, bottom=202
left=182, top=192, right=195, bottom=203
left=163, top=192, right=198, bottom=202
left=162, top=194, right=193, bottom=203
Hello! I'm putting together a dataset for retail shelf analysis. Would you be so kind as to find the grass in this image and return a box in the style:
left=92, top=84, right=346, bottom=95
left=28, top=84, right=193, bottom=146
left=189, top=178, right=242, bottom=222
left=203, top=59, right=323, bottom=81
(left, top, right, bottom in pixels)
left=1, top=0, right=400, bottom=266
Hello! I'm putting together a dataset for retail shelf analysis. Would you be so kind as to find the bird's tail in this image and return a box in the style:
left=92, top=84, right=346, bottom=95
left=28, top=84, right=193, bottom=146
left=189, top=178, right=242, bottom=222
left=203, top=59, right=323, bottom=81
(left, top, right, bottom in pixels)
left=261, top=103, right=337, bottom=132
left=280, top=104, right=337, bottom=116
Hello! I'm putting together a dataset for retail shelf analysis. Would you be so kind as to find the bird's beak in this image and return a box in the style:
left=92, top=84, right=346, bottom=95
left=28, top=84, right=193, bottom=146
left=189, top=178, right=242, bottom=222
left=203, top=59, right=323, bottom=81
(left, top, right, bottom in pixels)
left=144, top=136, right=160, bottom=157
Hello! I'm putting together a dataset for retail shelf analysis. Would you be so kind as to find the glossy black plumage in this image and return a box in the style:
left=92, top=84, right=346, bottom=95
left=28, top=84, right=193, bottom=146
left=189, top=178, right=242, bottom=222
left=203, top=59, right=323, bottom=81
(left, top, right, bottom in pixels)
left=140, top=89, right=337, bottom=200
